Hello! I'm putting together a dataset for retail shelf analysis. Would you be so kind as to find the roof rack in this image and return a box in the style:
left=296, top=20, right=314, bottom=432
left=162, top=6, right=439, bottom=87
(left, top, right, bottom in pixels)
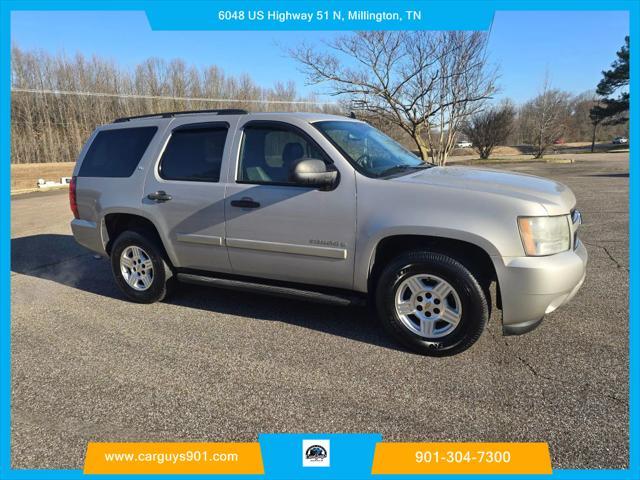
left=113, top=109, right=249, bottom=123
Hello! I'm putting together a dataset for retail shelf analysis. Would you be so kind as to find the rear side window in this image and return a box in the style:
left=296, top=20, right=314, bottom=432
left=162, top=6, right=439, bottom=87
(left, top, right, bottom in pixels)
left=159, top=127, right=228, bottom=182
left=78, top=127, right=157, bottom=177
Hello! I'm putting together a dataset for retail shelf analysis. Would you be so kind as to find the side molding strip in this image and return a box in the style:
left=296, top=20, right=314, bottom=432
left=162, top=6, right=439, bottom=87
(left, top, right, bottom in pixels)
left=176, top=233, right=223, bottom=247
left=226, top=237, right=347, bottom=260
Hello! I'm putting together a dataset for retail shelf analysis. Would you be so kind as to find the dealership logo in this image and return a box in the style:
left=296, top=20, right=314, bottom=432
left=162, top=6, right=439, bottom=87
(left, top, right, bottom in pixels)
left=302, top=439, right=330, bottom=467
left=306, top=445, right=327, bottom=460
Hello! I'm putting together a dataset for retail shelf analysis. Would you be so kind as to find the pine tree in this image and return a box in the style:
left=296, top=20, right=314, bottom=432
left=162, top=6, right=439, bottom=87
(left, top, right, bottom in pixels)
left=590, top=36, right=629, bottom=127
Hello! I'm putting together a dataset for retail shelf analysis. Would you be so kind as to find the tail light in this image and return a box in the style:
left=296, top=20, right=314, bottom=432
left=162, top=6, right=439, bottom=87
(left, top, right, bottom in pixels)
left=69, top=176, right=79, bottom=219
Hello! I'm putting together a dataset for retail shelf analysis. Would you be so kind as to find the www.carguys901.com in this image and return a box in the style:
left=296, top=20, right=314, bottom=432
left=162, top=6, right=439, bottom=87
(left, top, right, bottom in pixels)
left=104, top=450, right=239, bottom=465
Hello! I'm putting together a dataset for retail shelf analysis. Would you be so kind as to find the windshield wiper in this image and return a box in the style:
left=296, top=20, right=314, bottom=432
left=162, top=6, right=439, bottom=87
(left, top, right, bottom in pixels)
left=378, top=163, right=432, bottom=178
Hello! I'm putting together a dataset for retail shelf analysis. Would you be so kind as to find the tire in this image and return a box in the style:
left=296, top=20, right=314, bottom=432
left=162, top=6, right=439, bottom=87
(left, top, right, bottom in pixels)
left=110, top=230, right=175, bottom=303
left=375, top=250, right=488, bottom=356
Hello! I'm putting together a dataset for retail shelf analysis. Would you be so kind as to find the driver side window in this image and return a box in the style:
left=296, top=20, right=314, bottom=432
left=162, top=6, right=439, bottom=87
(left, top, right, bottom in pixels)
left=238, top=124, right=325, bottom=185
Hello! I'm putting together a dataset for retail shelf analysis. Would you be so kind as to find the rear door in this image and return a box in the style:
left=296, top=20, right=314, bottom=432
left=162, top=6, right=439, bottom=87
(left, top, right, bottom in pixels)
left=143, top=118, right=236, bottom=272
left=224, top=120, right=356, bottom=290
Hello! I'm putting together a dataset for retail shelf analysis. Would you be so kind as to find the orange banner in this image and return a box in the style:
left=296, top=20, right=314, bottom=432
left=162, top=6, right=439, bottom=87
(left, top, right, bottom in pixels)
left=371, top=442, right=552, bottom=475
left=84, top=442, right=264, bottom=475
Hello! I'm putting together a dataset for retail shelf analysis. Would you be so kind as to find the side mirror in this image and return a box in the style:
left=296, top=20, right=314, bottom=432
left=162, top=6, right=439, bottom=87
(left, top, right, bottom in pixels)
left=290, top=159, right=338, bottom=189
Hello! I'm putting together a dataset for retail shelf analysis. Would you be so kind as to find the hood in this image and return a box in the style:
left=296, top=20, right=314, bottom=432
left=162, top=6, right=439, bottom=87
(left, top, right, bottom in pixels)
left=392, top=166, right=576, bottom=214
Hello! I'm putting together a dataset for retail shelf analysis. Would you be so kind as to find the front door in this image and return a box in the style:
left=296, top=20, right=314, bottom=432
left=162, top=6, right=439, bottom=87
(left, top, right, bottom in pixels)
left=224, top=121, right=356, bottom=290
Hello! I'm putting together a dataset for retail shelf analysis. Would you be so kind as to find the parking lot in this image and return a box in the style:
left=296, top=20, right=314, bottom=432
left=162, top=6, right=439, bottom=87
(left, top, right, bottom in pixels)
left=10, top=153, right=629, bottom=470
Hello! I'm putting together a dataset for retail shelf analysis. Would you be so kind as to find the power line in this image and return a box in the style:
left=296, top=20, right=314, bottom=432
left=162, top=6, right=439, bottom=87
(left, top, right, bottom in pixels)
left=11, top=87, right=340, bottom=106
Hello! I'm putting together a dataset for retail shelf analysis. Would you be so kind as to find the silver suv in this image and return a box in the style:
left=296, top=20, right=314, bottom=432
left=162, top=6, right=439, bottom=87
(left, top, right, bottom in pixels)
left=70, top=110, right=587, bottom=356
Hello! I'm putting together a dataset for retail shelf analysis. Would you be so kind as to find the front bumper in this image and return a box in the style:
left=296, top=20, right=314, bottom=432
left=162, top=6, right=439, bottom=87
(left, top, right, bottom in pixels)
left=496, top=240, right=588, bottom=335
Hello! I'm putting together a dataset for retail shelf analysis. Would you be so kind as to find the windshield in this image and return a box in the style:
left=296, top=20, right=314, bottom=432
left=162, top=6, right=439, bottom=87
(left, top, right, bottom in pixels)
left=313, top=121, right=431, bottom=178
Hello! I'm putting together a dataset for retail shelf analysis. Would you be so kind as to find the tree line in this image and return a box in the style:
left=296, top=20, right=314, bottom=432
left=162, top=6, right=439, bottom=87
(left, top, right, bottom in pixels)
left=462, top=36, right=628, bottom=161
left=11, top=34, right=629, bottom=165
left=10, top=46, right=340, bottom=164
left=291, top=32, right=628, bottom=163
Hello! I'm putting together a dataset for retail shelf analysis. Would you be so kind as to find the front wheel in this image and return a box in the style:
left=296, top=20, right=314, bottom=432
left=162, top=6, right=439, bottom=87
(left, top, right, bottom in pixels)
left=375, top=251, right=488, bottom=356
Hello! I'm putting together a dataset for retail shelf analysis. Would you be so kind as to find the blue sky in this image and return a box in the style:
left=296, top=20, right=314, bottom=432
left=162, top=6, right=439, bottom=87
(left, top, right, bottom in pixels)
left=10, top=10, right=629, bottom=104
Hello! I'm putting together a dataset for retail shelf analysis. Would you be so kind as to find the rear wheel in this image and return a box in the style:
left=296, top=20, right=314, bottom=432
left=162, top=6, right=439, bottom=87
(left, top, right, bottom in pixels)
left=110, top=230, right=175, bottom=303
left=376, top=251, right=488, bottom=356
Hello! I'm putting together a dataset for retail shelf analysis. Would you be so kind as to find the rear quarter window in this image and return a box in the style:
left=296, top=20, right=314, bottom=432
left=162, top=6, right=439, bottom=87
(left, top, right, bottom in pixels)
left=78, top=126, right=158, bottom=178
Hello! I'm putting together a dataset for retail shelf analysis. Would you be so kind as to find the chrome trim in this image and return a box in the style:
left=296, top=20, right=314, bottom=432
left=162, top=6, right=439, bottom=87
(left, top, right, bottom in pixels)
left=571, top=209, right=582, bottom=227
left=176, top=233, right=223, bottom=246
left=571, top=209, right=582, bottom=250
left=225, top=237, right=347, bottom=259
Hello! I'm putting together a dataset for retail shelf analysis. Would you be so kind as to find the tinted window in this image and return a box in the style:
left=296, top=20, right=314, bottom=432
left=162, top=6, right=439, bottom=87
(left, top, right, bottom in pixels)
left=78, top=127, right=157, bottom=177
left=239, top=125, right=326, bottom=184
left=159, top=127, right=228, bottom=182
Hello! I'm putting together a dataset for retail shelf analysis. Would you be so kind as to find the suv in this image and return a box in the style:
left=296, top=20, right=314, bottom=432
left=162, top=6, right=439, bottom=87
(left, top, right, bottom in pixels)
left=70, top=110, right=587, bottom=356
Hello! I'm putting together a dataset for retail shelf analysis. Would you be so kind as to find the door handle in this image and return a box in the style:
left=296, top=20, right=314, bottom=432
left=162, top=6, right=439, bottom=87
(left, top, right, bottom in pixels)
left=147, top=190, right=172, bottom=202
left=230, top=198, right=260, bottom=209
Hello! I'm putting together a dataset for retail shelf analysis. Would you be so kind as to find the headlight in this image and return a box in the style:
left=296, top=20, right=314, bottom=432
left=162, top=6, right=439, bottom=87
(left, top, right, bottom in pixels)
left=518, top=215, right=571, bottom=256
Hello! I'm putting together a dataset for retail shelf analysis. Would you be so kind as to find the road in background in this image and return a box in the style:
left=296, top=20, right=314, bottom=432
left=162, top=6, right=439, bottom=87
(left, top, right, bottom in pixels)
left=11, top=154, right=629, bottom=469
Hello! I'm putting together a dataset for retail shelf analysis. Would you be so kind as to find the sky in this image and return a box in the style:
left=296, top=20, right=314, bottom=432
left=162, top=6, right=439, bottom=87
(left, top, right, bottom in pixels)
left=10, top=10, right=629, bottom=104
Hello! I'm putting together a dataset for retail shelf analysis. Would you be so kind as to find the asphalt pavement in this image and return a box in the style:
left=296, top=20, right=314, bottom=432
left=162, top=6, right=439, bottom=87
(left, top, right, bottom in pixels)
left=10, top=153, right=629, bottom=470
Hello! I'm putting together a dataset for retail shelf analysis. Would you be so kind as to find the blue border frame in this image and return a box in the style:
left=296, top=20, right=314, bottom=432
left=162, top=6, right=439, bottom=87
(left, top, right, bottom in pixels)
left=0, top=1, right=637, bottom=479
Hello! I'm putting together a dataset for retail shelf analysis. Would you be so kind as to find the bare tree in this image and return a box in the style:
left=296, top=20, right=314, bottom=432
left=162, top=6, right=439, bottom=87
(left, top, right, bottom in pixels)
left=289, top=31, right=497, bottom=165
left=421, top=32, right=498, bottom=164
left=519, top=78, right=570, bottom=159
left=462, top=100, right=515, bottom=159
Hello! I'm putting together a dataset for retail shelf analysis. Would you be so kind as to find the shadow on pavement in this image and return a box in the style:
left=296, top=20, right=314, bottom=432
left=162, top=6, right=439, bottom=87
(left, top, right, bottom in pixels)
left=583, top=172, right=629, bottom=178
left=11, top=233, right=404, bottom=352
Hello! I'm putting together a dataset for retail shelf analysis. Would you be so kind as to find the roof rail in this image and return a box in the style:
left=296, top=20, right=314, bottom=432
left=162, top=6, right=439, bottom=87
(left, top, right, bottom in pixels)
left=113, top=109, right=249, bottom=123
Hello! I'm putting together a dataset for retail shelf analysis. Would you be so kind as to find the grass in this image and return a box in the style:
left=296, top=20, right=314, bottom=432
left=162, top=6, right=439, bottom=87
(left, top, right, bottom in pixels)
left=11, top=162, right=75, bottom=193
